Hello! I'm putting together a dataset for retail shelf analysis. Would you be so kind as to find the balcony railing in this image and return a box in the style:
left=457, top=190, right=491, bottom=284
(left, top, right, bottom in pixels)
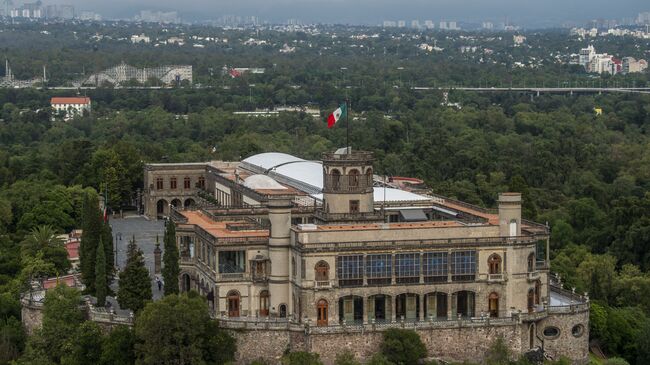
left=217, top=272, right=250, bottom=281
left=297, top=234, right=548, bottom=253
left=315, top=280, right=333, bottom=289
left=527, top=271, right=541, bottom=281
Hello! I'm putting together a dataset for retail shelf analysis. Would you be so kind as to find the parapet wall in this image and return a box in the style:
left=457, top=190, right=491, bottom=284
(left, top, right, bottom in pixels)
left=228, top=310, right=589, bottom=365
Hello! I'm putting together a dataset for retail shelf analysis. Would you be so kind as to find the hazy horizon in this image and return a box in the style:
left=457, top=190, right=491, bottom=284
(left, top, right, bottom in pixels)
left=28, top=0, right=650, bottom=26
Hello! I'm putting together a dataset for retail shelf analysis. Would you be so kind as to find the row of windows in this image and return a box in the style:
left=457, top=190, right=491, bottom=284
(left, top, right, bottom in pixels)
left=336, top=251, right=477, bottom=286
left=155, top=176, right=205, bottom=190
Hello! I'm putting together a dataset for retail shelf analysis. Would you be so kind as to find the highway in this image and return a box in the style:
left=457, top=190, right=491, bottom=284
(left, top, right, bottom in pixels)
left=412, top=87, right=650, bottom=94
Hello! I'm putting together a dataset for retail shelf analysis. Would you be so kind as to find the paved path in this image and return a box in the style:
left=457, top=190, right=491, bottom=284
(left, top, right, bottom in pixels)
left=109, top=215, right=166, bottom=301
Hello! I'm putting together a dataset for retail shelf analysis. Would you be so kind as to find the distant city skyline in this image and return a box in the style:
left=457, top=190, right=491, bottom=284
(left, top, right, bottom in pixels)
left=5, top=0, right=650, bottom=27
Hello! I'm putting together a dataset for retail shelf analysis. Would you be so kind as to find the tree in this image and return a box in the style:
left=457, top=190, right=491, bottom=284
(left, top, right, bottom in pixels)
left=60, top=321, right=104, bottom=365
left=281, top=352, right=323, bottom=365
left=485, top=337, right=511, bottom=365
left=364, top=354, right=392, bottom=365
left=20, top=225, right=70, bottom=274
left=95, top=238, right=107, bottom=307
left=162, top=221, right=179, bottom=295
left=134, top=293, right=236, bottom=365
left=80, top=193, right=102, bottom=293
left=28, top=285, right=85, bottom=363
left=117, top=237, right=151, bottom=314
left=100, top=325, right=135, bottom=365
left=380, top=329, right=427, bottom=365
left=636, top=320, right=650, bottom=365
left=334, top=350, right=360, bottom=365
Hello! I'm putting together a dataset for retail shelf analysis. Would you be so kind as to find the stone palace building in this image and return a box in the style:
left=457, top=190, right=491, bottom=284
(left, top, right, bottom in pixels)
left=143, top=149, right=590, bottom=364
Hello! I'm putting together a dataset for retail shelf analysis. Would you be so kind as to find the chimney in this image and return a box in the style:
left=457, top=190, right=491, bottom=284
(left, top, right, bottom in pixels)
left=498, top=193, right=522, bottom=237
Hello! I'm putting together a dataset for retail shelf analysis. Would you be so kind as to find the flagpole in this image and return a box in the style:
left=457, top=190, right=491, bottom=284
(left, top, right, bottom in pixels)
left=346, top=98, right=350, bottom=154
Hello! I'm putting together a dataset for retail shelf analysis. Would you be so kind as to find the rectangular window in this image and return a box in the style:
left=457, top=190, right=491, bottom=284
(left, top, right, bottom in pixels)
left=337, top=255, right=364, bottom=287
left=349, top=200, right=360, bottom=213
left=366, top=254, right=392, bottom=285
left=451, top=251, right=476, bottom=281
left=170, top=177, right=177, bottom=190
left=218, top=251, right=246, bottom=274
left=301, top=258, right=306, bottom=279
left=423, top=252, right=448, bottom=283
left=395, top=253, right=420, bottom=284
left=184, top=177, right=191, bottom=189
left=198, top=176, right=205, bottom=189
left=156, top=178, right=163, bottom=190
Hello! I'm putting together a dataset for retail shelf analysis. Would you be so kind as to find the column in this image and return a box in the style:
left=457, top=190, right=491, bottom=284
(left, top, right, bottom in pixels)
left=447, top=291, right=453, bottom=320
left=419, top=294, right=425, bottom=321
left=364, top=296, right=369, bottom=324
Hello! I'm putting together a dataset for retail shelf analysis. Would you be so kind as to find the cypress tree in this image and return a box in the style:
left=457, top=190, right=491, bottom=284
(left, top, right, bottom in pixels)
left=95, top=238, right=107, bottom=306
left=117, top=237, right=152, bottom=314
left=162, top=221, right=179, bottom=295
left=80, top=193, right=102, bottom=294
left=102, top=221, right=115, bottom=291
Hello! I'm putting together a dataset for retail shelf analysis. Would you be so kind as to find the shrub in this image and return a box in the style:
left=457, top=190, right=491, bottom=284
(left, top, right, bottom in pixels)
left=380, top=328, right=427, bottom=365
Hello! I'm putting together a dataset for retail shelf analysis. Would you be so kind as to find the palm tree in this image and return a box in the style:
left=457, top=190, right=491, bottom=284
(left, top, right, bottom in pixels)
left=20, top=225, right=70, bottom=273
left=20, top=225, right=64, bottom=257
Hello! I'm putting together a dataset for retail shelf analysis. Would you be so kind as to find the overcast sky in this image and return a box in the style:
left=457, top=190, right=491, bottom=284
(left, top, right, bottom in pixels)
left=46, top=0, right=648, bottom=26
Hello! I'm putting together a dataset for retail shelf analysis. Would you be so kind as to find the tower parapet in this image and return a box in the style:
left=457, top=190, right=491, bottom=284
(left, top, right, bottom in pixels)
left=318, top=149, right=382, bottom=223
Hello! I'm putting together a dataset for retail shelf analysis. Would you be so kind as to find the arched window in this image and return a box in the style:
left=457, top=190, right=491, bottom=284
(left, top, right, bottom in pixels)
left=317, top=299, right=328, bottom=326
left=315, top=261, right=329, bottom=281
left=227, top=290, right=240, bottom=317
left=279, top=304, right=287, bottom=318
left=349, top=169, right=360, bottom=188
left=156, top=177, right=164, bottom=190
left=366, top=168, right=373, bottom=186
left=489, top=292, right=499, bottom=318
left=509, top=219, right=517, bottom=237
left=184, top=176, right=191, bottom=189
left=535, top=280, right=541, bottom=305
left=331, top=169, right=341, bottom=190
left=170, top=177, right=177, bottom=190
left=527, top=289, right=535, bottom=313
left=528, top=253, right=535, bottom=272
left=488, top=254, right=502, bottom=274
left=259, top=290, right=270, bottom=316
left=292, top=257, right=297, bottom=278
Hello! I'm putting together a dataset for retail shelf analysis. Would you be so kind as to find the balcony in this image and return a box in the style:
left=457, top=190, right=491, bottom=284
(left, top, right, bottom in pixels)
left=487, top=273, right=507, bottom=282
left=315, top=280, right=333, bottom=289
left=217, top=272, right=250, bottom=282
left=527, top=271, right=540, bottom=281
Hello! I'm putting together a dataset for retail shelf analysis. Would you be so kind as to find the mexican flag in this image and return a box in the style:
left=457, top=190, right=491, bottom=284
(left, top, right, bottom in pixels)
left=327, top=103, right=347, bottom=128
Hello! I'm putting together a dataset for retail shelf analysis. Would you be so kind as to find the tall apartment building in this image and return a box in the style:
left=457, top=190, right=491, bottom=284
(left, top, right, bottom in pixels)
left=144, top=149, right=590, bottom=364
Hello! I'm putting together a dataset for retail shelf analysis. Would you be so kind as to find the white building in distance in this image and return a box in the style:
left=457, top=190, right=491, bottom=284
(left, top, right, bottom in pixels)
left=51, top=97, right=91, bottom=120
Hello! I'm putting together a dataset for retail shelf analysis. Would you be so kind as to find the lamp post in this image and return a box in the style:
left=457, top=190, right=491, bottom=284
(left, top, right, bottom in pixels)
left=114, top=232, right=122, bottom=269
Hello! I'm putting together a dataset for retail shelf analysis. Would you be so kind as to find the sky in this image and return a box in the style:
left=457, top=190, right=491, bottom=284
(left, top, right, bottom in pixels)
left=46, top=0, right=649, bottom=26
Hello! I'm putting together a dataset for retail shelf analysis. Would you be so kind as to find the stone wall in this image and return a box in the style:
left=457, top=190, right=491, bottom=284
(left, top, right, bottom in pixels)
left=21, top=302, right=43, bottom=336
left=227, top=311, right=589, bottom=365
left=537, top=310, right=590, bottom=364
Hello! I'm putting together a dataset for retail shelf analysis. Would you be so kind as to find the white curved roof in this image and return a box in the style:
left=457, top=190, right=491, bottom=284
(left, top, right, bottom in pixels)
left=242, top=152, right=431, bottom=203
left=273, top=161, right=324, bottom=190
left=243, top=174, right=287, bottom=190
left=311, top=188, right=430, bottom=203
left=242, top=152, right=305, bottom=171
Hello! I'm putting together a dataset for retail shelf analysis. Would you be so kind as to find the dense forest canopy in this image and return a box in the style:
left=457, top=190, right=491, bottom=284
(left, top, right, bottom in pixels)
left=0, top=21, right=650, bottom=364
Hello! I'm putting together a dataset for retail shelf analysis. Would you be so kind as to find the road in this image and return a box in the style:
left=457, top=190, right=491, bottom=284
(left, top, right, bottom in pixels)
left=412, top=86, right=650, bottom=94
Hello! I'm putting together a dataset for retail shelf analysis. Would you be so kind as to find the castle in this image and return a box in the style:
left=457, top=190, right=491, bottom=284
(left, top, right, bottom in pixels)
left=144, top=149, right=589, bottom=364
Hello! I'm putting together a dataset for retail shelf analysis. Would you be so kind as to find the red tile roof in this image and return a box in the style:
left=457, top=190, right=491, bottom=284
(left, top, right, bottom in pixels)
left=50, top=97, right=91, bottom=105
